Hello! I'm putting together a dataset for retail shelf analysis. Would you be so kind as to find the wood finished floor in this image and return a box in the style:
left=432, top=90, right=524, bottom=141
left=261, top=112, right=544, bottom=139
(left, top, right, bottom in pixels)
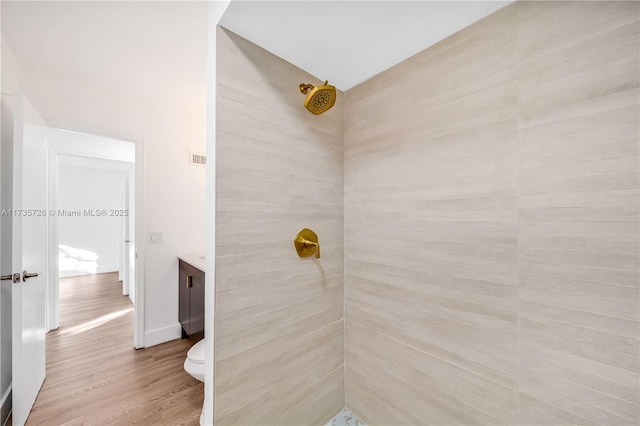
left=25, top=272, right=202, bottom=426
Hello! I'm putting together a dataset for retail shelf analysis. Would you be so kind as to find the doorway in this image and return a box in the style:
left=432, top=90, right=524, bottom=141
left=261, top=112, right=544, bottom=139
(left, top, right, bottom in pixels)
left=46, top=127, right=143, bottom=349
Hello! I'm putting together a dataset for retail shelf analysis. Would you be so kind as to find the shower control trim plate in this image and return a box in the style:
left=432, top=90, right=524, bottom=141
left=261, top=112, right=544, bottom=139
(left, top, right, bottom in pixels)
left=294, top=228, right=321, bottom=258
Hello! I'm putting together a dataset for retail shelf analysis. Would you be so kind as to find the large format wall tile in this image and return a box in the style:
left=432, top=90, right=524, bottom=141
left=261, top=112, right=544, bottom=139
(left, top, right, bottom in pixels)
left=216, top=2, right=638, bottom=424
left=516, top=2, right=639, bottom=424
left=344, top=5, right=520, bottom=424
left=344, top=2, right=639, bottom=425
left=215, top=27, right=344, bottom=425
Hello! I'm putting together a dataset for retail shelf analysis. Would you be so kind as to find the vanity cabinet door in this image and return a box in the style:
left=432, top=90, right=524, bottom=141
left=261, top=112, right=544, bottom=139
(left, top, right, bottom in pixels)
left=179, top=265, right=191, bottom=336
left=179, top=259, right=205, bottom=339
left=189, top=275, right=205, bottom=339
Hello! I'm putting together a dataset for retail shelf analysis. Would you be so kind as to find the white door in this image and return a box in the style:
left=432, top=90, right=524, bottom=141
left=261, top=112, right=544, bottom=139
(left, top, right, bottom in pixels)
left=1, top=94, right=47, bottom=426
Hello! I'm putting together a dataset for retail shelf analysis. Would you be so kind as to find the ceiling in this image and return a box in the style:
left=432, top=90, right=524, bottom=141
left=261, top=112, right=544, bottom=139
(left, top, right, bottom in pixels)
left=1, top=1, right=208, bottom=107
left=220, top=1, right=511, bottom=90
left=2, top=1, right=511, bottom=106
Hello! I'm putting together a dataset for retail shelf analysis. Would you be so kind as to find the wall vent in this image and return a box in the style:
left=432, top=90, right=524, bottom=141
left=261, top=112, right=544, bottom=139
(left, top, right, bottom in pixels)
left=190, top=153, right=207, bottom=167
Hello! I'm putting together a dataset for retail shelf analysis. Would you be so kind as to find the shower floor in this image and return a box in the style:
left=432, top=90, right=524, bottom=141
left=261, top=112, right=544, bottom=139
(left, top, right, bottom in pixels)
left=326, top=408, right=367, bottom=426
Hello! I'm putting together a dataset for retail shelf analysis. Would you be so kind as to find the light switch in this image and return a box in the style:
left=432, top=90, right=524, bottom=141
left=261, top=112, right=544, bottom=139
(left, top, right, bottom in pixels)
left=149, top=231, right=163, bottom=243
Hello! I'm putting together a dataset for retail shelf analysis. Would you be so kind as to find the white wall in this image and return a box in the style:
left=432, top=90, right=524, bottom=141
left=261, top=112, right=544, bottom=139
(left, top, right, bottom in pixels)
left=57, top=164, right=125, bottom=277
left=46, top=128, right=134, bottom=283
left=19, top=66, right=207, bottom=347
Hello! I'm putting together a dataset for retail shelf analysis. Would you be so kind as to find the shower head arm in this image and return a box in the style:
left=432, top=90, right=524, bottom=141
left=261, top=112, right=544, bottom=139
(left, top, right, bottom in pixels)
left=299, top=83, right=315, bottom=94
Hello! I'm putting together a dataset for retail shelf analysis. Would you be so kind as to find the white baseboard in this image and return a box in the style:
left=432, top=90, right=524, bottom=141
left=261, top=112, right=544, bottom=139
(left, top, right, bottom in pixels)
left=97, top=265, right=120, bottom=274
left=59, top=270, right=85, bottom=278
left=144, top=323, right=182, bottom=348
left=59, top=265, right=120, bottom=278
left=1, top=385, right=11, bottom=426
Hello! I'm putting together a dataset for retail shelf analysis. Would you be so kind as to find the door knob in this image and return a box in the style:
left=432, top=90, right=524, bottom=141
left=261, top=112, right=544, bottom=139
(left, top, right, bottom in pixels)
left=1, top=273, right=21, bottom=283
left=22, top=270, right=40, bottom=281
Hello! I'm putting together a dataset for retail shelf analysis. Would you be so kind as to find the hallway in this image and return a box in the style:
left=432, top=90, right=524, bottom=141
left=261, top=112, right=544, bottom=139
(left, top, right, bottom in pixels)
left=26, top=272, right=202, bottom=425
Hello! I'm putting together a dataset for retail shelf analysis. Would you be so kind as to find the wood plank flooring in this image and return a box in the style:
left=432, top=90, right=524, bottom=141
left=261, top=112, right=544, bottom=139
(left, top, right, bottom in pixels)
left=25, top=272, right=202, bottom=426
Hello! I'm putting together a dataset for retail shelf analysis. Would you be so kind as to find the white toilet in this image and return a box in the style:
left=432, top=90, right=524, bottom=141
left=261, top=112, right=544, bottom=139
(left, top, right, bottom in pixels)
left=184, top=339, right=206, bottom=424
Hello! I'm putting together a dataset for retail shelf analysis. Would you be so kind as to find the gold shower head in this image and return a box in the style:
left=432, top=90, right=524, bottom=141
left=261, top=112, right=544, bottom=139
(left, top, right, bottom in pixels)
left=299, top=80, right=336, bottom=115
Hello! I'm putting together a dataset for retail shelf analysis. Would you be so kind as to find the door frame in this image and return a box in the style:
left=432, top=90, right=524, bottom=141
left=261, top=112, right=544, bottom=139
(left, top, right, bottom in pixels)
left=121, top=175, right=129, bottom=297
left=46, top=123, right=145, bottom=349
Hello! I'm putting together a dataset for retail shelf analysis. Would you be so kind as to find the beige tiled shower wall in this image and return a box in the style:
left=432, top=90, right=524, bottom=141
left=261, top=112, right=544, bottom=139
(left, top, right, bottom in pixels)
left=344, top=2, right=639, bottom=425
left=215, top=28, right=345, bottom=425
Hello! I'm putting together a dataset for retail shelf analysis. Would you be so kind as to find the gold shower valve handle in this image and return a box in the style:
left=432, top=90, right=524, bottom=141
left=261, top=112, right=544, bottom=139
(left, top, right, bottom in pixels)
left=305, top=240, right=320, bottom=258
left=294, top=228, right=321, bottom=259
